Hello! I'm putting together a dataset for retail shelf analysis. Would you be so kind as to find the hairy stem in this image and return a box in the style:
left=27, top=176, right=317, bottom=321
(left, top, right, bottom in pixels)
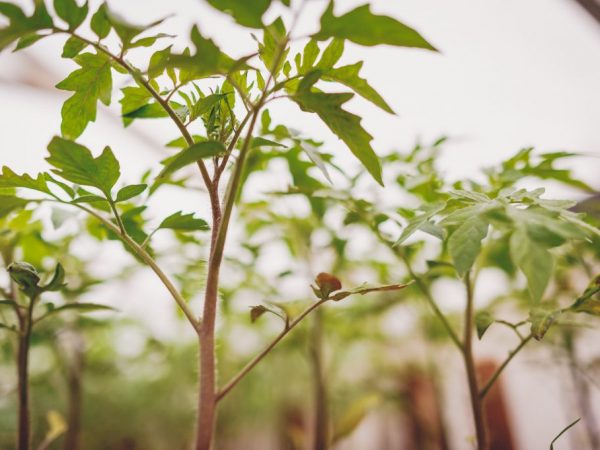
left=462, top=272, right=488, bottom=450
left=216, top=299, right=328, bottom=402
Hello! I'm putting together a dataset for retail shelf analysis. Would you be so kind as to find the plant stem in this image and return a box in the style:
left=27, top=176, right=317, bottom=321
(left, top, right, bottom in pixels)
left=216, top=299, right=328, bottom=402
left=310, top=308, right=328, bottom=450
left=59, top=201, right=201, bottom=334
left=462, top=272, right=488, bottom=450
left=16, top=293, right=36, bottom=450
left=373, top=228, right=463, bottom=351
left=479, top=334, right=532, bottom=399
left=195, top=107, right=262, bottom=450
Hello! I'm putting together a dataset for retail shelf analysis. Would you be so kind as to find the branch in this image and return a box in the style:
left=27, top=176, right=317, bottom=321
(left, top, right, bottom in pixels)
left=51, top=200, right=201, bottom=334
left=216, top=299, right=328, bottom=401
left=479, top=333, right=533, bottom=399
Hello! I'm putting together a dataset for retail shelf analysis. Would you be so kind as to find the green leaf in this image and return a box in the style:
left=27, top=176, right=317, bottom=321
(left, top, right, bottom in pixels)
left=148, top=45, right=172, bottom=78
left=448, top=215, right=488, bottom=276
left=569, top=275, right=600, bottom=316
left=510, top=227, right=553, bottom=302
left=529, top=307, right=560, bottom=341
left=315, top=2, right=436, bottom=50
left=71, top=194, right=107, bottom=204
left=158, top=211, right=209, bottom=231
left=394, top=202, right=446, bottom=246
left=251, top=137, right=286, bottom=148
left=207, top=0, right=271, bottom=28
left=39, top=302, right=116, bottom=321
left=55, top=52, right=113, bottom=138
left=329, top=282, right=411, bottom=301
left=190, top=93, right=226, bottom=121
left=316, top=38, right=344, bottom=69
left=14, top=32, right=47, bottom=51
left=0, top=1, right=53, bottom=52
left=105, top=8, right=165, bottom=49
left=61, top=35, right=86, bottom=58
left=300, top=39, right=320, bottom=73
left=0, top=195, right=28, bottom=217
left=158, top=141, right=225, bottom=178
left=260, top=17, right=288, bottom=76
left=40, top=263, right=66, bottom=292
left=90, top=3, right=110, bottom=39
left=54, top=0, right=88, bottom=30
left=323, top=62, right=394, bottom=113
left=115, top=184, right=147, bottom=202
left=46, top=137, right=120, bottom=197
left=292, top=72, right=383, bottom=185
left=168, top=26, right=245, bottom=80
left=475, top=311, right=494, bottom=339
left=0, top=167, right=52, bottom=195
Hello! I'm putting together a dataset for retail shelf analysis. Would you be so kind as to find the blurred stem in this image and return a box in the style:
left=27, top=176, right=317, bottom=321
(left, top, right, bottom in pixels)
left=216, top=299, right=328, bottom=402
left=310, top=308, right=329, bottom=450
left=16, top=292, right=37, bottom=450
left=564, top=330, right=600, bottom=450
left=462, top=272, right=488, bottom=450
left=479, top=333, right=532, bottom=399
left=372, top=227, right=463, bottom=351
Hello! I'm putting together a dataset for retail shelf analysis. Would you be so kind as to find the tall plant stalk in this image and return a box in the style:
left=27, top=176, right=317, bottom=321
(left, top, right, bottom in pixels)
left=463, top=272, right=488, bottom=450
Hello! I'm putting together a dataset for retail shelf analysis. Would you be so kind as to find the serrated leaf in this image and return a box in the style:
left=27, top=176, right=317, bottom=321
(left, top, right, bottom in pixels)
left=168, top=26, right=246, bottom=80
left=90, top=3, right=110, bottom=39
left=475, top=311, right=494, bottom=339
left=47, top=137, right=120, bottom=197
left=207, top=0, right=271, bottom=28
left=292, top=71, right=383, bottom=185
left=0, top=195, right=28, bottom=218
left=300, top=39, right=320, bottom=73
left=158, top=141, right=225, bottom=178
left=448, top=215, right=488, bottom=276
left=115, top=184, right=147, bottom=202
left=0, top=167, right=52, bottom=195
left=323, top=62, right=394, bottom=113
left=510, top=227, right=553, bottom=302
left=54, top=0, right=88, bottom=30
left=0, top=1, right=53, bottom=51
left=105, top=8, right=165, bottom=49
left=158, top=211, right=209, bottom=231
left=55, top=52, right=113, bottom=138
left=314, top=2, right=436, bottom=50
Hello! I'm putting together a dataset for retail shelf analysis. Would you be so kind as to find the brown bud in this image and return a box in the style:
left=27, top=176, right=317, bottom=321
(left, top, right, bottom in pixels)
left=315, top=272, right=342, bottom=299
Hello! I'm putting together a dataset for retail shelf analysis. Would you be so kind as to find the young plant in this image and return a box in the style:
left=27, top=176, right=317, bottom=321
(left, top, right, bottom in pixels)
left=1, top=1, right=435, bottom=448
left=309, top=141, right=600, bottom=449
